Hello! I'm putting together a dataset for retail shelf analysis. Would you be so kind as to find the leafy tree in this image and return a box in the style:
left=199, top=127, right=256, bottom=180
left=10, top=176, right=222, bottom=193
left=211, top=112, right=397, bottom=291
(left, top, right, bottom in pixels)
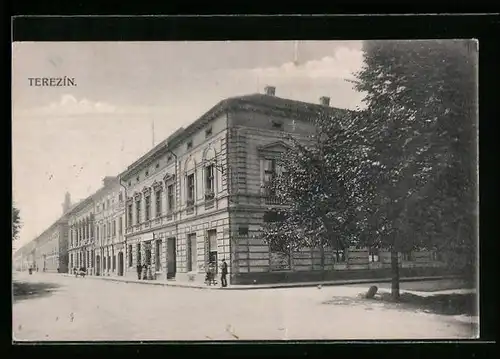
left=352, top=40, right=478, bottom=298
left=261, top=109, right=377, bottom=271
left=12, top=204, right=22, bottom=241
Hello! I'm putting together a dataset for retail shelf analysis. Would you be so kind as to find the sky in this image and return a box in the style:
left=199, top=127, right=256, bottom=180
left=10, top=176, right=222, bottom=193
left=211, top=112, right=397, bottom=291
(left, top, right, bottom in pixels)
left=12, top=40, right=366, bottom=251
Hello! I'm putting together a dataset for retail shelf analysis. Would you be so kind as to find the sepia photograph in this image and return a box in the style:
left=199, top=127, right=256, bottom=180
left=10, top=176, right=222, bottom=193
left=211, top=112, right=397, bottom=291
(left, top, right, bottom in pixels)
left=12, top=39, right=478, bottom=341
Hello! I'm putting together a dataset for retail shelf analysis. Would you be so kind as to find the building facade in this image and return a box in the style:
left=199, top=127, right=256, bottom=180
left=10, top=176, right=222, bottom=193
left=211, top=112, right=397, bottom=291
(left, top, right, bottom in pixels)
left=93, top=176, right=126, bottom=276
left=67, top=197, right=95, bottom=274
left=31, top=217, right=69, bottom=273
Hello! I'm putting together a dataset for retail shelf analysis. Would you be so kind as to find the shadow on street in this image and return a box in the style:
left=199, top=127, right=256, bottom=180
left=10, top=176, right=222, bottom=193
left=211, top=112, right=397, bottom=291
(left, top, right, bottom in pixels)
left=13, top=280, right=61, bottom=302
left=322, top=292, right=476, bottom=317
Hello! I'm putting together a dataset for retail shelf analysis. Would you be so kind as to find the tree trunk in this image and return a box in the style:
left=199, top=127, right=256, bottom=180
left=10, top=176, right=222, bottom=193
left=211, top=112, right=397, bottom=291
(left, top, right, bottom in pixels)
left=320, top=245, right=325, bottom=280
left=390, top=248, right=400, bottom=300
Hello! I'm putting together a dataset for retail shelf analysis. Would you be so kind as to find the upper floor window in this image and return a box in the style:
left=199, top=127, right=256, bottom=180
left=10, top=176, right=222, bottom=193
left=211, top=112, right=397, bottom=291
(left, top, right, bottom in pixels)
left=145, top=195, right=151, bottom=221
left=112, top=220, right=116, bottom=237
left=205, top=164, right=215, bottom=195
left=167, top=184, right=174, bottom=212
left=187, top=140, right=193, bottom=150
left=119, top=193, right=123, bottom=202
left=135, top=199, right=141, bottom=224
left=187, top=173, right=195, bottom=203
left=119, top=216, right=123, bottom=235
left=155, top=189, right=162, bottom=216
left=145, top=170, right=149, bottom=177
left=155, top=162, right=160, bottom=169
left=127, top=203, right=133, bottom=227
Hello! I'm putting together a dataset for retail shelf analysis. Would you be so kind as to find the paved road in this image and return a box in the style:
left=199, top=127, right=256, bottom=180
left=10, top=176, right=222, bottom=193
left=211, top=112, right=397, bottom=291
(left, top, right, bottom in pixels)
left=12, top=272, right=476, bottom=341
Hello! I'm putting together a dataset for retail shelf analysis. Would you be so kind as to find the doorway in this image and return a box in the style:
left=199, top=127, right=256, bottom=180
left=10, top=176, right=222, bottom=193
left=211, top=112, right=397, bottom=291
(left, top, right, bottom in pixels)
left=167, top=237, right=176, bottom=279
left=187, top=233, right=197, bottom=272
left=96, top=255, right=101, bottom=276
left=118, top=252, right=124, bottom=276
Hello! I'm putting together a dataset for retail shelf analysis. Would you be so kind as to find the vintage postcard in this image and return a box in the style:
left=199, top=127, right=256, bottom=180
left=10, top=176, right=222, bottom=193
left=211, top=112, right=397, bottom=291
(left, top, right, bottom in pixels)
left=12, top=40, right=479, bottom=341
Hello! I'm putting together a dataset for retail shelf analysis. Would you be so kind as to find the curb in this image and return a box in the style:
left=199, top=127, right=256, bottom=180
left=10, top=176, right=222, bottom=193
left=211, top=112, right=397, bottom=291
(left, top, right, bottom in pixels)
left=54, top=273, right=460, bottom=291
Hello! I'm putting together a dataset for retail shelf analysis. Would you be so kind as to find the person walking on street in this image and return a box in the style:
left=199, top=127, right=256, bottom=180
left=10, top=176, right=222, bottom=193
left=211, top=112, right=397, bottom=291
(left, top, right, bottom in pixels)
left=220, top=258, right=228, bottom=288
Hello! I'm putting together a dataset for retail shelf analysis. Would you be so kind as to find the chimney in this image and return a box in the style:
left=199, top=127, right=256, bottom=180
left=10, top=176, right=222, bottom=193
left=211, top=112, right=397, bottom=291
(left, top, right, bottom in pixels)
left=102, top=176, right=116, bottom=187
left=62, top=192, right=71, bottom=214
left=264, top=86, right=276, bottom=96
left=320, top=96, right=330, bottom=107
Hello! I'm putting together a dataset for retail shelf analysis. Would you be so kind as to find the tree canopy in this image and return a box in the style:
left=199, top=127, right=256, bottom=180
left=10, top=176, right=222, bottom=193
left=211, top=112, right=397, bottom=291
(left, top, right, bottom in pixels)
left=12, top=204, right=22, bottom=241
left=261, top=40, right=477, bottom=296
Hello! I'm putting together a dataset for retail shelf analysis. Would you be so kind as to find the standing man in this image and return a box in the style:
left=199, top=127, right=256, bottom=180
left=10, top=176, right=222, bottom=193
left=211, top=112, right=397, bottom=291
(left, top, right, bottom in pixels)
left=220, top=258, right=228, bottom=288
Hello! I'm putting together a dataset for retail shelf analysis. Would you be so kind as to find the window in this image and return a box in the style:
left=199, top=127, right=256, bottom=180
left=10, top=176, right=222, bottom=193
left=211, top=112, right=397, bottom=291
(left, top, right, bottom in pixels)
left=112, top=220, right=116, bottom=237
left=127, top=203, right=133, bottom=227
left=167, top=155, right=173, bottom=162
left=145, top=195, right=151, bottom=221
left=103, top=224, right=107, bottom=239
left=238, top=226, right=249, bottom=236
left=136, top=176, right=140, bottom=182
left=187, top=173, right=195, bottom=203
left=205, top=126, right=213, bottom=138
left=107, top=199, right=110, bottom=208
left=128, top=245, right=133, bottom=266
left=263, top=159, right=276, bottom=194
left=119, top=216, right=123, bottom=235
left=271, top=120, right=284, bottom=130
left=155, top=189, right=162, bottom=216
left=187, top=140, right=193, bottom=150
left=155, top=162, right=160, bottom=169
left=135, top=199, right=141, bottom=224
left=145, top=170, right=149, bottom=177
left=167, top=184, right=174, bottom=212
left=205, top=164, right=214, bottom=196
left=128, top=181, right=131, bottom=187
left=107, top=222, right=111, bottom=238
left=119, top=193, right=123, bottom=202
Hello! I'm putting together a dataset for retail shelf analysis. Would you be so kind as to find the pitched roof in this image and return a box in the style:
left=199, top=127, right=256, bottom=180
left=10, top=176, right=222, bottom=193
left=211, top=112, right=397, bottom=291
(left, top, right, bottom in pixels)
left=120, top=93, right=350, bottom=178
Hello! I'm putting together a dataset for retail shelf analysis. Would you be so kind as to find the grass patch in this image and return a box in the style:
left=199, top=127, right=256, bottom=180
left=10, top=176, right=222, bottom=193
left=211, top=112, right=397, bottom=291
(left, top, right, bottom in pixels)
left=13, top=281, right=60, bottom=301
left=376, top=292, right=477, bottom=316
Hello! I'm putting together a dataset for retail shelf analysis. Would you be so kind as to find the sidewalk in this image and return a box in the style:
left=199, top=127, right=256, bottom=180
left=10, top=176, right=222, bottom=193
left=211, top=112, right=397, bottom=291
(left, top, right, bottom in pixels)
left=55, top=272, right=461, bottom=291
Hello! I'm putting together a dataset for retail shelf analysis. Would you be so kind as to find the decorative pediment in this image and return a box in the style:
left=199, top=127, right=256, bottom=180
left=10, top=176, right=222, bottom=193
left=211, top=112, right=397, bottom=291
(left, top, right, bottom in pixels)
left=257, top=141, right=292, bottom=157
left=142, top=186, right=152, bottom=195
left=163, top=172, right=176, bottom=182
left=126, top=196, right=133, bottom=204
left=133, top=191, right=142, bottom=201
left=152, top=180, right=163, bottom=191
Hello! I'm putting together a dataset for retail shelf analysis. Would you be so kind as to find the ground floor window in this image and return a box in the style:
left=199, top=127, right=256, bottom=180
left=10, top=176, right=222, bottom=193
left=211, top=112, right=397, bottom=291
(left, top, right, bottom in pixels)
left=128, top=245, right=133, bottom=266
left=137, top=243, right=142, bottom=265
left=155, top=240, right=162, bottom=271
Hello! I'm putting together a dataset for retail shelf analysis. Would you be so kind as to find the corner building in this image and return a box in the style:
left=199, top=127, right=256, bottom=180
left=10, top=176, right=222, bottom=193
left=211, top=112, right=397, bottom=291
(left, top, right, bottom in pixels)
left=120, top=88, right=337, bottom=285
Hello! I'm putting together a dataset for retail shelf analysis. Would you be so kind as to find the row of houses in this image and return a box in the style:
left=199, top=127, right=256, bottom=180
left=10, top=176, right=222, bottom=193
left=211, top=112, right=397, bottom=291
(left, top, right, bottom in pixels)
left=13, top=87, right=446, bottom=285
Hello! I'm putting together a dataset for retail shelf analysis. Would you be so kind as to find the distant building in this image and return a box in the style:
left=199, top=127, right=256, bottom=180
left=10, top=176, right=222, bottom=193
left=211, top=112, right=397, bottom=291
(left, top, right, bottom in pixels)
left=93, top=177, right=125, bottom=277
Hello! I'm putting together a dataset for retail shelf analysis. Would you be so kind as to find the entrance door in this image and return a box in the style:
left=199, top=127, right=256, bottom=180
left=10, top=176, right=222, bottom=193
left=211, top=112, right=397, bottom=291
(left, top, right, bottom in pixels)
left=96, top=255, right=101, bottom=276
left=118, top=252, right=124, bottom=276
left=167, top=237, right=176, bottom=279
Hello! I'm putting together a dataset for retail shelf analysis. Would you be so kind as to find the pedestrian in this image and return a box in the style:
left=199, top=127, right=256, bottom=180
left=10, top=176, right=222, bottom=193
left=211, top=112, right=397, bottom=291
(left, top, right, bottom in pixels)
left=220, top=258, right=228, bottom=288
left=136, top=263, right=142, bottom=280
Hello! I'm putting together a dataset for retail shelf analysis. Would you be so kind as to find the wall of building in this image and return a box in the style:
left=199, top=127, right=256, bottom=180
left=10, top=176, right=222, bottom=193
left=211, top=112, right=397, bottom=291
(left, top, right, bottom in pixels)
left=122, top=113, right=232, bottom=282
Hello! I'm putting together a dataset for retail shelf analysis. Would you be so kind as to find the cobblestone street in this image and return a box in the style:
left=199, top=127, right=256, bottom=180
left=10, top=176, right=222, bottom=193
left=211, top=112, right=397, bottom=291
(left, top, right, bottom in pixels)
left=12, top=272, right=476, bottom=341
